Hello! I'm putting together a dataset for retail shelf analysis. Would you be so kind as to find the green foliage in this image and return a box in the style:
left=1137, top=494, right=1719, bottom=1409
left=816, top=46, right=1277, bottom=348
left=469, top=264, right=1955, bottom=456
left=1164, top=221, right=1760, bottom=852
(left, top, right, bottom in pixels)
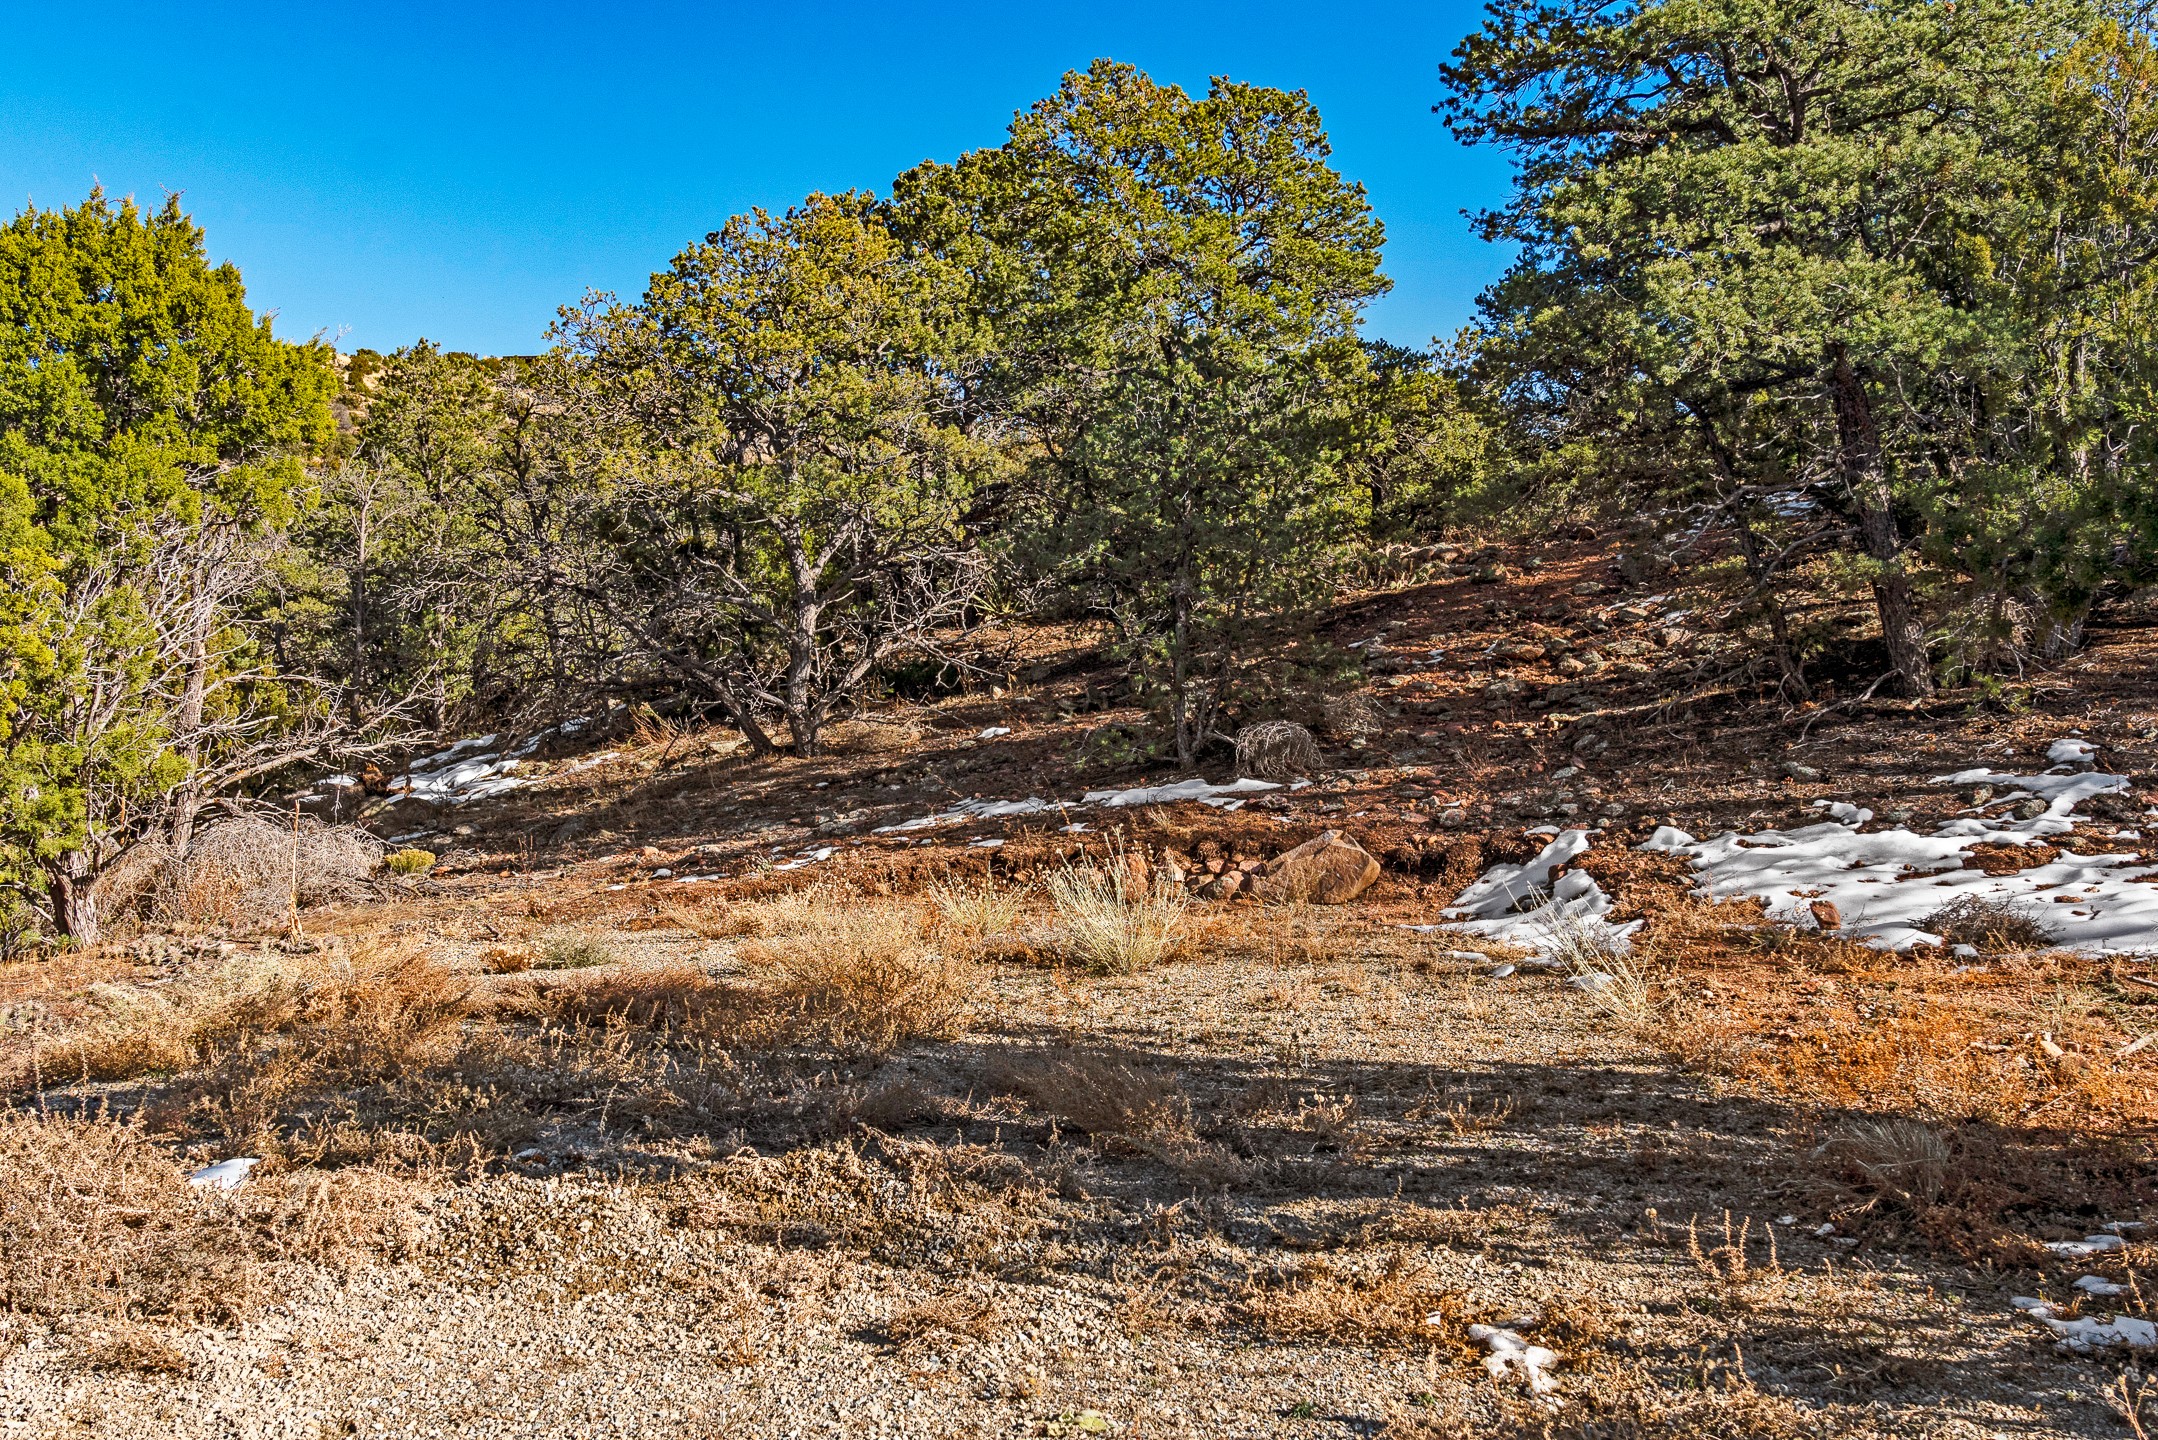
left=899, top=61, right=1388, bottom=764
left=555, top=190, right=999, bottom=755
left=0, top=191, right=335, bottom=937
left=1443, top=0, right=2157, bottom=694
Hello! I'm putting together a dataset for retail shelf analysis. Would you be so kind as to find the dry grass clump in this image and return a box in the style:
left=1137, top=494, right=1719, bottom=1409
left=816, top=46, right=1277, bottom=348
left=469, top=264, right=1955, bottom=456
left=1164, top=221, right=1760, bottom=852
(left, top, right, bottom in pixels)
left=0, top=1111, right=258, bottom=1322
left=1243, top=1250, right=1473, bottom=1352
left=984, top=1045, right=1244, bottom=1181
left=1817, top=1118, right=1950, bottom=1207
left=1922, top=895, right=2054, bottom=952
left=1045, top=859, right=1186, bottom=973
left=741, top=895, right=972, bottom=1057
left=22, top=944, right=472, bottom=1098
left=929, top=878, right=1025, bottom=939
left=987, top=1045, right=1194, bottom=1147
left=536, top=927, right=618, bottom=970
left=1541, top=912, right=1656, bottom=1027
left=103, top=818, right=384, bottom=928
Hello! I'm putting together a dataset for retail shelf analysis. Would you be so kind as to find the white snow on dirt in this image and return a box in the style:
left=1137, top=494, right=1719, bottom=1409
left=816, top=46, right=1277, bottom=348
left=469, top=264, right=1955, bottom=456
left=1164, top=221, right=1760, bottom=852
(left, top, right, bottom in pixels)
left=390, top=738, right=528, bottom=806
left=1462, top=1323, right=1561, bottom=1394
left=1440, top=827, right=1641, bottom=957
left=1428, top=742, right=2158, bottom=956
left=2011, top=1297, right=2157, bottom=1353
left=1634, top=750, right=2158, bottom=954
left=1082, top=777, right=1281, bottom=809
left=874, top=797, right=1062, bottom=834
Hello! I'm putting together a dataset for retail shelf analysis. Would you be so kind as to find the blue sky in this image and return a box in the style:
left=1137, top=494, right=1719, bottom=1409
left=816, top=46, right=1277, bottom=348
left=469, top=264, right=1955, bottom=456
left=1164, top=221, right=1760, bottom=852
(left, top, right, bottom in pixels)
left=0, top=2, right=1512, bottom=356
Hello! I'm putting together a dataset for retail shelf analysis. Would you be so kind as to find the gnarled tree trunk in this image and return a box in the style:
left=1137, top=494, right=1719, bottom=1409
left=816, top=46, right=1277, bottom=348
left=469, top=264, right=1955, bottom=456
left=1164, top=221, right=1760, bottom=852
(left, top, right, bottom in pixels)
left=44, top=853, right=100, bottom=947
left=1829, top=349, right=1932, bottom=699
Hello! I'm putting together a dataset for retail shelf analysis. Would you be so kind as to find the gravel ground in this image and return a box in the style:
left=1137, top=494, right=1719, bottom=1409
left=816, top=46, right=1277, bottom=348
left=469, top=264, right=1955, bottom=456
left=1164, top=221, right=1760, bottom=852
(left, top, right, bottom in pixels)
left=6, top=941, right=2142, bottom=1439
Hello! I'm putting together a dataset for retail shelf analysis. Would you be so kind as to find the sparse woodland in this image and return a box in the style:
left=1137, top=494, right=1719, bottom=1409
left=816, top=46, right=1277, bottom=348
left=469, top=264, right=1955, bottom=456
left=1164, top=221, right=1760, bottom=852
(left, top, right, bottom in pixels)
left=4, top=5, right=2158, bottom=1436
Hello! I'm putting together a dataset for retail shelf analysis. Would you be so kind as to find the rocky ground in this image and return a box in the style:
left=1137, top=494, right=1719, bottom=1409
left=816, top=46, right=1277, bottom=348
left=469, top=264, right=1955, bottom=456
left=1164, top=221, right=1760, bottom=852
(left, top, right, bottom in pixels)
left=3, top=532, right=2155, bottom=1438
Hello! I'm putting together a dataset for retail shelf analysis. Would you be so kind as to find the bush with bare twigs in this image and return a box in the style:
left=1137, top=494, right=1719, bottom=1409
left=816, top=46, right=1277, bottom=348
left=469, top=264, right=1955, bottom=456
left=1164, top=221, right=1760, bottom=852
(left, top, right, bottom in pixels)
left=1235, top=720, right=1323, bottom=780
left=1922, top=895, right=2054, bottom=952
left=101, top=817, right=384, bottom=929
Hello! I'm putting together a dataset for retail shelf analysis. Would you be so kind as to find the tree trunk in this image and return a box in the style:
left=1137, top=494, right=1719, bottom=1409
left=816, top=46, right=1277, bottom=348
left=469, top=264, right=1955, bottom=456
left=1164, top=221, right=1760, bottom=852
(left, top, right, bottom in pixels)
left=45, top=853, right=100, bottom=947
left=1828, top=349, right=1932, bottom=698
left=1731, top=513, right=1809, bottom=701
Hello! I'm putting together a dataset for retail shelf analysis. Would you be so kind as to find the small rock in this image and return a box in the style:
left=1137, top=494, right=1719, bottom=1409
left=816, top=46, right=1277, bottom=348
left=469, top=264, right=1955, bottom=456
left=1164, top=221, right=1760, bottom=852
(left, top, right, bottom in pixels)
left=1780, top=761, right=1822, bottom=782
left=1809, top=900, right=1841, bottom=930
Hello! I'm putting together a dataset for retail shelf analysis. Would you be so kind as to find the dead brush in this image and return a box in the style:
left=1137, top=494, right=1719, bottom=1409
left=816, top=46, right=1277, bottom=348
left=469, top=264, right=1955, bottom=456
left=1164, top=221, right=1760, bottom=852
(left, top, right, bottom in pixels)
left=0, top=1110, right=259, bottom=1322
left=927, top=877, right=1025, bottom=939
left=1383, top=1371, right=1838, bottom=1439
left=986, top=1044, right=1195, bottom=1149
left=1923, top=895, right=2055, bottom=952
left=742, top=898, right=972, bottom=1057
left=1685, top=1210, right=1780, bottom=1293
left=70, top=1323, right=192, bottom=1376
left=1044, top=853, right=1187, bottom=973
left=1817, top=1118, right=1949, bottom=1208
left=881, top=1291, right=1004, bottom=1351
left=1242, top=1250, right=1476, bottom=1353
left=25, top=942, right=472, bottom=1094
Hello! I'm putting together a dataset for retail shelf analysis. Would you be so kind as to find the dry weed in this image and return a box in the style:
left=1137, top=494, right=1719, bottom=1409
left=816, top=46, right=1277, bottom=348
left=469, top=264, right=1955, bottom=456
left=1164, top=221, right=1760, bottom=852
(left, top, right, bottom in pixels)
left=26, top=943, right=471, bottom=1095
left=0, top=1110, right=258, bottom=1322
left=882, top=1292, right=1003, bottom=1350
left=70, top=1323, right=191, bottom=1376
left=929, top=878, right=1025, bottom=939
left=1243, top=1250, right=1473, bottom=1352
left=1922, top=895, right=2054, bottom=952
left=1385, top=1374, right=1848, bottom=1438
left=1045, top=858, right=1186, bottom=973
left=742, top=895, right=971, bottom=1057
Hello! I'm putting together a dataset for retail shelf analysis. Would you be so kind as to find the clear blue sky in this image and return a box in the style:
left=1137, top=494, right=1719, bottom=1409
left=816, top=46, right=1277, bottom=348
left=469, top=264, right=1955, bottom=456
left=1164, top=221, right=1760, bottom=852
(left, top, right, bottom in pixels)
left=0, top=1, right=1512, bottom=356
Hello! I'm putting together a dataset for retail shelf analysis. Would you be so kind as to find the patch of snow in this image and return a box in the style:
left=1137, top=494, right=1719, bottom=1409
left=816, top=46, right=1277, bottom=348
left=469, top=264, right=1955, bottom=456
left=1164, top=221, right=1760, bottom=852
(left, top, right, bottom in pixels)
left=560, top=750, right=623, bottom=775
left=187, top=1157, right=259, bottom=1191
left=874, top=796, right=1059, bottom=834
left=2075, top=1276, right=2127, bottom=1296
left=322, top=774, right=358, bottom=788
left=978, top=726, right=1012, bottom=739
left=1083, top=777, right=1281, bottom=809
left=2048, top=738, right=2097, bottom=767
left=1439, top=829, right=1641, bottom=958
left=1811, top=800, right=1874, bottom=826
left=2046, top=1234, right=2128, bottom=1259
left=1463, top=1324, right=1560, bottom=1395
left=2012, top=1298, right=2156, bottom=1353
left=772, top=847, right=837, bottom=872
left=1638, top=768, right=2158, bottom=952
left=971, top=838, right=1005, bottom=849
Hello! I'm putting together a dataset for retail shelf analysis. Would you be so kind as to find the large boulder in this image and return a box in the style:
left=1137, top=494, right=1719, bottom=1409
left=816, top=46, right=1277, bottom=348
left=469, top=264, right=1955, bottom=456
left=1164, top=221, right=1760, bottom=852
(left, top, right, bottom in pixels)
left=1249, top=830, right=1381, bottom=905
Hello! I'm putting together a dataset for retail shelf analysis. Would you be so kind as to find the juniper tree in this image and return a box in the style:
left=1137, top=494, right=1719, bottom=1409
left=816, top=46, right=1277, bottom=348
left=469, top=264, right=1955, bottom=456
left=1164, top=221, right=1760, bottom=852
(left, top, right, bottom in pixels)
left=0, top=192, right=335, bottom=941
